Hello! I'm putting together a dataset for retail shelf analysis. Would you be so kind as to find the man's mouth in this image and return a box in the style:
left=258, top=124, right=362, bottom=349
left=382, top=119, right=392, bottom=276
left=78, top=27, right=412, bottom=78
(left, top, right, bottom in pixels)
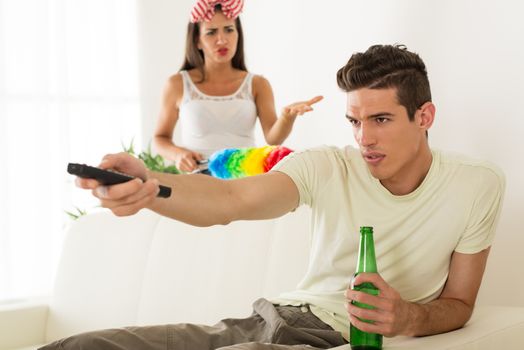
left=363, top=152, right=385, bottom=165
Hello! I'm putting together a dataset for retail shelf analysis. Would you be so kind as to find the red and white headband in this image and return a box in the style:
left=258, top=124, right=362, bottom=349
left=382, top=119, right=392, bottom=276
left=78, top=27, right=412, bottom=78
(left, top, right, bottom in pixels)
left=190, top=0, right=244, bottom=23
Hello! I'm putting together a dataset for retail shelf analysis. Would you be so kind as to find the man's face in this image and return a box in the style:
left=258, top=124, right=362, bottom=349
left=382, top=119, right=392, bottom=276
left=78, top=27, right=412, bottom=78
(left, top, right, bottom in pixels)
left=346, top=88, right=430, bottom=188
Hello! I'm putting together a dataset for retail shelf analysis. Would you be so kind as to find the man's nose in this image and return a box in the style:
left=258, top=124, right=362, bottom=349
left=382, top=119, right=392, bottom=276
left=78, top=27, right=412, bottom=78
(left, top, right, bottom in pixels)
left=357, top=124, right=376, bottom=147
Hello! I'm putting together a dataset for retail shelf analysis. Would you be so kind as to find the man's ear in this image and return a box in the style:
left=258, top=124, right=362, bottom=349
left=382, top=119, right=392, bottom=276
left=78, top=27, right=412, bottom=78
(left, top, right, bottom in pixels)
left=418, top=102, right=436, bottom=131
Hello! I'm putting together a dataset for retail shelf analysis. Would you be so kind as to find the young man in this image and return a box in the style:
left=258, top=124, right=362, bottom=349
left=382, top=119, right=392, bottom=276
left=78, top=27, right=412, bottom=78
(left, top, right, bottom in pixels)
left=43, top=44, right=505, bottom=349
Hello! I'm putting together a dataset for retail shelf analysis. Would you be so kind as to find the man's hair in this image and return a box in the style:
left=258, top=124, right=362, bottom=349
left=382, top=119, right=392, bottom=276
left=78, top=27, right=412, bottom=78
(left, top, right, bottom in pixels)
left=336, top=44, right=431, bottom=120
left=180, top=5, right=247, bottom=83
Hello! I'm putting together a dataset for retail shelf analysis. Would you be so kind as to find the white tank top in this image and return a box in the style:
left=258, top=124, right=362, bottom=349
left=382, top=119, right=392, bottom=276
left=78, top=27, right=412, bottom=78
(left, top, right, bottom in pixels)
left=178, top=70, right=257, bottom=158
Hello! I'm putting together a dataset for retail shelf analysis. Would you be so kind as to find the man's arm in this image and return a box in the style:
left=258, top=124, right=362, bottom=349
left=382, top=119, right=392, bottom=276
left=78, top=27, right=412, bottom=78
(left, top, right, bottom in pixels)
left=147, top=169, right=300, bottom=226
left=345, top=248, right=490, bottom=337
left=77, top=152, right=300, bottom=226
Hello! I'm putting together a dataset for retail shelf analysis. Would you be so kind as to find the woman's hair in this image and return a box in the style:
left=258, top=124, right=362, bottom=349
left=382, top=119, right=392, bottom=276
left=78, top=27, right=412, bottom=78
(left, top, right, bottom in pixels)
left=180, top=6, right=247, bottom=82
left=336, top=44, right=431, bottom=121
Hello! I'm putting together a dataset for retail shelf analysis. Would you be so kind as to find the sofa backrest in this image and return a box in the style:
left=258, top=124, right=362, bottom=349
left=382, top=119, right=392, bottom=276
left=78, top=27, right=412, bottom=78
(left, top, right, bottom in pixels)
left=45, top=207, right=311, bottom=341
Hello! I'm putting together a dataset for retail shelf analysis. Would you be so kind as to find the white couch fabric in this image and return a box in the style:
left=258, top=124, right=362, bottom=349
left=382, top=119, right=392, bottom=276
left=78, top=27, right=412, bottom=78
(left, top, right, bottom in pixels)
left=1, top=207, right=523, bottom=349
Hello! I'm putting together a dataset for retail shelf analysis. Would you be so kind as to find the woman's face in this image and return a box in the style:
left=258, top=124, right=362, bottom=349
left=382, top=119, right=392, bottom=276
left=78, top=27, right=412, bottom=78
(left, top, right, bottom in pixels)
left=198, top=11, right=238, bottom=65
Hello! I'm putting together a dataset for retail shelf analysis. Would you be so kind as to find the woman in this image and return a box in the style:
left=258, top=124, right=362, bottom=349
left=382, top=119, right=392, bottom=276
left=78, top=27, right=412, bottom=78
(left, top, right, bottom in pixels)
left=154, top=0, right=322, bottom=173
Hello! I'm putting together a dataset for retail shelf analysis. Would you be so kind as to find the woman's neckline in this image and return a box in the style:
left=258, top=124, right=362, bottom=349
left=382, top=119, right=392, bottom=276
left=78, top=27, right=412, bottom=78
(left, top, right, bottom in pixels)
left=184, top=70, right=250, bottom=98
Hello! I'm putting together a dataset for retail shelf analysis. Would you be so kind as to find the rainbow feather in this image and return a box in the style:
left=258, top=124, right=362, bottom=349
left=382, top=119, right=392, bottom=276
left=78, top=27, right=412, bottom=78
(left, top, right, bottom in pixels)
left=208, top=146, right=293, bottom=179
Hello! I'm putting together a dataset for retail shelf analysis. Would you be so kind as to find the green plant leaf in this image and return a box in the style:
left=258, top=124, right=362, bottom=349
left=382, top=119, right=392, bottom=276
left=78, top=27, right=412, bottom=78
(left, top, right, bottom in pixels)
left=65, top=206, right=87, bottom=221
left=122, top=138, right=136, bottom=155
left=121, top=138, right=180, bottom=174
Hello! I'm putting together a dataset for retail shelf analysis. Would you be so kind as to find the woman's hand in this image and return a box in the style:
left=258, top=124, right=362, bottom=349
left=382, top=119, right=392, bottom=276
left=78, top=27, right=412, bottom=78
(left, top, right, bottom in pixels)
left=173, top=147, right=204, bottom=173
left=281, top=95, right=323, bottom=121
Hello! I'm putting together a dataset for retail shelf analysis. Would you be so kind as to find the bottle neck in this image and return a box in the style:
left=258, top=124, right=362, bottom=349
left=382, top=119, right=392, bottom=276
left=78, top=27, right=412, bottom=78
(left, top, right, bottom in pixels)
left=356, top=231, right=378, bottom=273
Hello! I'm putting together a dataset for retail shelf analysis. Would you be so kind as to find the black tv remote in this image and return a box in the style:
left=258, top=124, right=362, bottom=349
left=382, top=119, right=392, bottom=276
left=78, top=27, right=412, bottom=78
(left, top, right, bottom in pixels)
left=67, top=163, right=171, bottom=198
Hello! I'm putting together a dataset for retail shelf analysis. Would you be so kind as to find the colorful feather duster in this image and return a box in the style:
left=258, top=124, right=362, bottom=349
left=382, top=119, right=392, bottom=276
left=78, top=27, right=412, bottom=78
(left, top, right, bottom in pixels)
left=208, top=146, right=293, bottom=179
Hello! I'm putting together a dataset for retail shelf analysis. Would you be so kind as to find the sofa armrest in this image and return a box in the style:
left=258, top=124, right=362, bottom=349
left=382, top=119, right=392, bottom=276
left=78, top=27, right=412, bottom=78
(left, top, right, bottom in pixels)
left=331, top=305, right=524, bottom=350
left=0, top=299, right=49, bottom=350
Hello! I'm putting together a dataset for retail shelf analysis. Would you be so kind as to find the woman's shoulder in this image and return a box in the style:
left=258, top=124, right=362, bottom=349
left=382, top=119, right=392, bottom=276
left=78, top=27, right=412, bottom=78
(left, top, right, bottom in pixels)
left=251, top=74, right=271, bottom=96
left=162, top=73, right=184, bottom=99
left=251, top=73, right=269, bottom=85
left=167, top=72, right=184, bottom=85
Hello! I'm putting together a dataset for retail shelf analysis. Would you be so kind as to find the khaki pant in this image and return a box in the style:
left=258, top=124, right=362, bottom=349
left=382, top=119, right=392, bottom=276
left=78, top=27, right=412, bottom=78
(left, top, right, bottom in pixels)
left=39, top=298, right=347, bottom=350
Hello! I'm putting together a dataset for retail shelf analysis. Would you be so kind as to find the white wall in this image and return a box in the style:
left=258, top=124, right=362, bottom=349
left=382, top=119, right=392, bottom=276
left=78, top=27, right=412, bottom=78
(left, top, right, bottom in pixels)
left=137, top=0, right=524, bottom=307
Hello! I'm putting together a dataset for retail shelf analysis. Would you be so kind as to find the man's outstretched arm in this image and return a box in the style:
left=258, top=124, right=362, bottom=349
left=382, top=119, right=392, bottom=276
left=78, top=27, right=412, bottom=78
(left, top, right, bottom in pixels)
left=76, top=152, right=300, bottom=227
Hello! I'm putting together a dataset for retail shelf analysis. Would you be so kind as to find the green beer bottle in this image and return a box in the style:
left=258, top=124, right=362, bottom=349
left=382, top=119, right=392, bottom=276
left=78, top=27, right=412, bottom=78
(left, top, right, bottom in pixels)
left=349, top=226, right=383, bottom=350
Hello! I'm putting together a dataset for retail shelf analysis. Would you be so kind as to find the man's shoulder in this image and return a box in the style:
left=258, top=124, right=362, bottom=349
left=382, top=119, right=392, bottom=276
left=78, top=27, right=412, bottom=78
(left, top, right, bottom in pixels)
left=274, top=145, right=359, bottom=177
left=291, top=145, right=358, bottom=160
left=436, top=149, right=505, bottom=187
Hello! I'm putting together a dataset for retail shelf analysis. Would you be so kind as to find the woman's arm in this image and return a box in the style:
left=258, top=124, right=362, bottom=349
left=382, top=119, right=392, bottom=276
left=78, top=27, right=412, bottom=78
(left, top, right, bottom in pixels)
left=153, top=74, right=203, bottom=172
left=253, top=75, right=322, bottom=145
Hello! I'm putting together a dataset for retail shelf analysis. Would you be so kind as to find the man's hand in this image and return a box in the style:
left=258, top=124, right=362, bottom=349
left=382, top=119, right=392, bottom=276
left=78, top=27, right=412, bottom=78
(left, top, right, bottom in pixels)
left=346, top=249, right=489, bottom=337
left=345, top=272, right=415, bottom=337
left=75, top=152, right=160, bottom=216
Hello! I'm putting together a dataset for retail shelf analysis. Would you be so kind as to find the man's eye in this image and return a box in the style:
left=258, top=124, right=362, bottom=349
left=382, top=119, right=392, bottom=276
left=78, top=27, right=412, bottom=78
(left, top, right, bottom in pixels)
left=376, top=117, right=389, bottom=123
left=348, top=119, right=360, bottom=126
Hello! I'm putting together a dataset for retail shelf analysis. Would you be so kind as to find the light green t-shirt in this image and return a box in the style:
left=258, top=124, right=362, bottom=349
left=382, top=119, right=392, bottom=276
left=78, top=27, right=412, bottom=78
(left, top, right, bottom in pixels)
left=271, top=145, right=505, bottom=340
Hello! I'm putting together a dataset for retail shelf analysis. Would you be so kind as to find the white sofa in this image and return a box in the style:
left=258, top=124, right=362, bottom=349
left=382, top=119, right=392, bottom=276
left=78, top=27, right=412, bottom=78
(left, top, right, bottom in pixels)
left=1, top=207, right=524, bottom=350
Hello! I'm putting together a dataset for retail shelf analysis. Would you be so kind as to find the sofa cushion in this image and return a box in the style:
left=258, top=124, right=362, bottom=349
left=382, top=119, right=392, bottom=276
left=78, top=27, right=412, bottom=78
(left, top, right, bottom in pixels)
left=45, top=210, right=161, bottom=340
left=45, top=207, right=313, bottom=339
left=136, top=216, right=275, bottom=325
left=136, top=206, right=312, bottom=326
left=331, top=305, right=524, bottom=350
